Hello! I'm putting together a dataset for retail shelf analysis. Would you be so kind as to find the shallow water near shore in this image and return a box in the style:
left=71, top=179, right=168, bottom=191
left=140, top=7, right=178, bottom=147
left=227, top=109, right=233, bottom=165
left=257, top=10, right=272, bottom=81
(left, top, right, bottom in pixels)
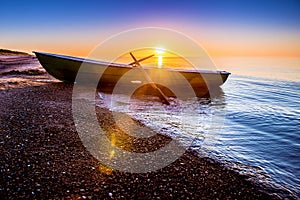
left=97, top=75, right=299, bottom=197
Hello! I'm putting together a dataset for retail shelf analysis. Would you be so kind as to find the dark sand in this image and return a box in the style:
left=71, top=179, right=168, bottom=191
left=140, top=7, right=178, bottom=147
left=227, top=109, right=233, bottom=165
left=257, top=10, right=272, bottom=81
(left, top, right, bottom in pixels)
left=0, top=55, right=284, bottom=199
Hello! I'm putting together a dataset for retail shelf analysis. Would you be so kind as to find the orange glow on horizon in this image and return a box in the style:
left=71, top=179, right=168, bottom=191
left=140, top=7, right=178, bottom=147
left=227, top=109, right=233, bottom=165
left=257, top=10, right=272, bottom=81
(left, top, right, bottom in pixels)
left=112, top=48, right=196, bottom=69
left=2, top=25, right=299, bottom=58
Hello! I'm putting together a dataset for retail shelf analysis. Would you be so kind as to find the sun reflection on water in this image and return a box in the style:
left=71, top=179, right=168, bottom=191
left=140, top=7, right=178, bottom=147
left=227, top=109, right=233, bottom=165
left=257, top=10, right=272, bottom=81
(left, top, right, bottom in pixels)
left=156, top=47, right=165, bottom=68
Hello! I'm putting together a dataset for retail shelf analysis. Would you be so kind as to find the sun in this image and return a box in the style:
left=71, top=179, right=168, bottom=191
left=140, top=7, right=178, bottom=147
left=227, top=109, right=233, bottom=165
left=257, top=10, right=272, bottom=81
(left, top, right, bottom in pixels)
left=155, top=47, right=165, bottom=55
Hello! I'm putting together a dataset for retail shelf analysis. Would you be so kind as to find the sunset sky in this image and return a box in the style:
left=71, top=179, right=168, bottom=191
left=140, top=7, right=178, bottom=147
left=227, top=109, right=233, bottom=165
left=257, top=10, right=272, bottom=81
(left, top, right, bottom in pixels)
left=1, top=0, right=300, bottom=58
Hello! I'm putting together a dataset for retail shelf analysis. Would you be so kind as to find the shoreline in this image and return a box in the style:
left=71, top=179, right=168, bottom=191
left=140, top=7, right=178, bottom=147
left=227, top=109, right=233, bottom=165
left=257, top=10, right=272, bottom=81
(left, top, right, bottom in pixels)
left=0, top=55, right=292, bottom=199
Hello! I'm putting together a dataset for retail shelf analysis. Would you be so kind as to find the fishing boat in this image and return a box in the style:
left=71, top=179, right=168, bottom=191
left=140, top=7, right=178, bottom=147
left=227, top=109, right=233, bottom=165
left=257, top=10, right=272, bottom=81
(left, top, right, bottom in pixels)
left=34, top=51, right=230, bottom=99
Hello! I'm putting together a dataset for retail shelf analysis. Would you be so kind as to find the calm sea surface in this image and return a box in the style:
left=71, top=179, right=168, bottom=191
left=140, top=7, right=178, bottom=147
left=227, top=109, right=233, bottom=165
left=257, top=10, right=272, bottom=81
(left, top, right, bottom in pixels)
left=99, top=73, right=299, bottom=198
left=208, top=75, right=299, bottom=196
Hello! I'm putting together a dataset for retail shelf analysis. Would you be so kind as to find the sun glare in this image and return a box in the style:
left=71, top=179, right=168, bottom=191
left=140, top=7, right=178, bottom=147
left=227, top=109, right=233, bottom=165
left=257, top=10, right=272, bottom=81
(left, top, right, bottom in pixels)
left=158, top=56, right=163, bottom=68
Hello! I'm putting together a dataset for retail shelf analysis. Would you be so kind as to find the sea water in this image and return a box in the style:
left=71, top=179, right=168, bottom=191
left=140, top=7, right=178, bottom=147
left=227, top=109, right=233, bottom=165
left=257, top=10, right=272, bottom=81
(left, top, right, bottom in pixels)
left=208, top=75, right=299, bottom=197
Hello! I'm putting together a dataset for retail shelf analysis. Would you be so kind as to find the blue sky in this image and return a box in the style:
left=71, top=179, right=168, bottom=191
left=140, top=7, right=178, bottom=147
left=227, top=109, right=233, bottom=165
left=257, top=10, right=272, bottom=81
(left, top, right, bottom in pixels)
left=2, top=0, right=299, bottom=29
left=1, top=0, right=299, bottom=56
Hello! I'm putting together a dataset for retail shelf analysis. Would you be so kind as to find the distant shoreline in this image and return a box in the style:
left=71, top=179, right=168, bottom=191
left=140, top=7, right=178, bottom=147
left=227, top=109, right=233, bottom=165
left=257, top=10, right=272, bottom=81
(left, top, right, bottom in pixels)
left=0, top=49, right=30, bottom=56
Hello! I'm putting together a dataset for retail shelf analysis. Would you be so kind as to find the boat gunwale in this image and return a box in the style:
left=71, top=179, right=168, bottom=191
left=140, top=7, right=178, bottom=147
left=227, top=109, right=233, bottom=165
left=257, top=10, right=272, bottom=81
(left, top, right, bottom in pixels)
left=33, top=51, right=231, bottom=75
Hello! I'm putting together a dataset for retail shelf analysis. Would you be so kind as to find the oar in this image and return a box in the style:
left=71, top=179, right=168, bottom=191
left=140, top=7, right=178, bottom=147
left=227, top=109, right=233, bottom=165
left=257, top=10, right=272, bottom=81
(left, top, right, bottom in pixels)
left=128, top=54, right=155, bottom=66
left=129, top=52, right=170, bottom=105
